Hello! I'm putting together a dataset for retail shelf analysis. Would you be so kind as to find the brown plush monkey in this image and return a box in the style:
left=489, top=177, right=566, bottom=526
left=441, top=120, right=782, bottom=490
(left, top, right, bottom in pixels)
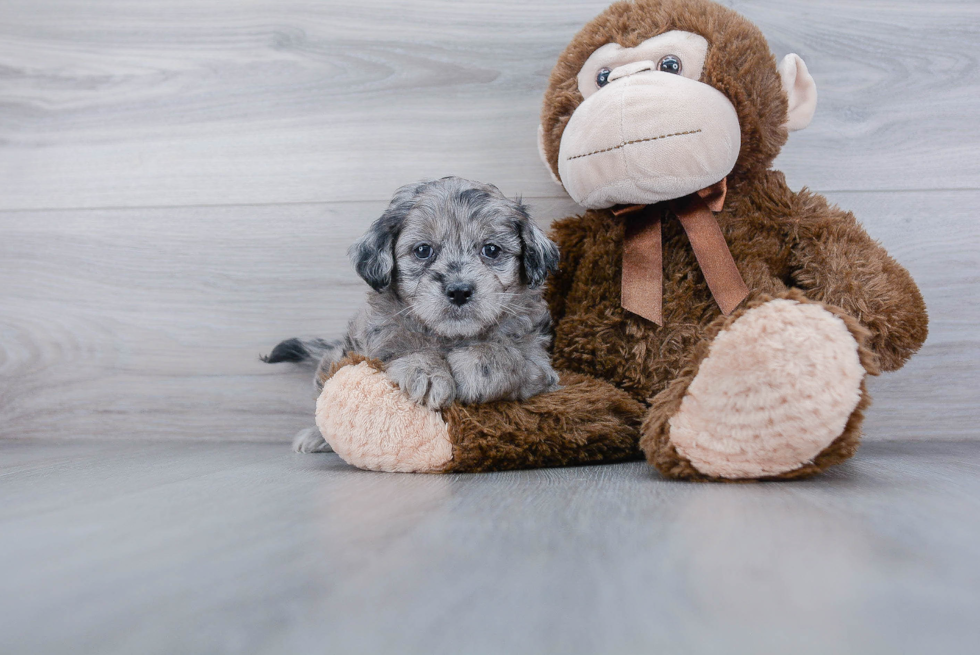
left=314, top=0, right=927, bottom=481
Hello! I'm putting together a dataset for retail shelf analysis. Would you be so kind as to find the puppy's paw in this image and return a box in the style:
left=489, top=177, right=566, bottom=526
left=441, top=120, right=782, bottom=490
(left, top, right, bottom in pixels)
left=292, top=426, right=333, bottom=453
left=424, top=370, right=456, bottom=410
left=447, top=345, right=560, bottom=404
left=512, top=365, right=561, bottom=401
left=386, top=353, right=456, bottom=410
left=541, top=366, right=562, bottom=393
left=447, top=346, right=502, bottom=404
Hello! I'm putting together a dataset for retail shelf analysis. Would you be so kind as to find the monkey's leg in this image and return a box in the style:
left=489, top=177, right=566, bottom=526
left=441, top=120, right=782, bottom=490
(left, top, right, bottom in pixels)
left=315, top=355, right=644, bottom=473
left=641, top=292, right=877, bottom=481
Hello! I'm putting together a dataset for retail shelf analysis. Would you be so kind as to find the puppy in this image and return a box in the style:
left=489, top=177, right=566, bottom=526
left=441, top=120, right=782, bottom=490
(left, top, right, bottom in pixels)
left=265, top=176, right=561, bottom=453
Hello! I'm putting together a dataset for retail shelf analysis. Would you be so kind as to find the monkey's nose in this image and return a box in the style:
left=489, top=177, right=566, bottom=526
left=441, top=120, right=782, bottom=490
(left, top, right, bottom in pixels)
left=608, top=60, right=655, bottom=82
left=446, top=283, right=474, bottom=306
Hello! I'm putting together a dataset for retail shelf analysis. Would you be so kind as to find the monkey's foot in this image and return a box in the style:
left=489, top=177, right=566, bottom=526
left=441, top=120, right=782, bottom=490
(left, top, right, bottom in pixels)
left=316, top=360, right=453, bottom=473
left=643, top=295, right=873, bottom=480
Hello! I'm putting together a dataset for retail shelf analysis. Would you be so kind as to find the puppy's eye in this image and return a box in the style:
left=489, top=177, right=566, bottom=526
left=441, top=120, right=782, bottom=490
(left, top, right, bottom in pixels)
left=413, top=244, right=433, bottom=260
left=596, top=68, right=612, bottom=88
left=658, top=55, right=682, bottom=74
left=481, top=244, right=501, bottom=260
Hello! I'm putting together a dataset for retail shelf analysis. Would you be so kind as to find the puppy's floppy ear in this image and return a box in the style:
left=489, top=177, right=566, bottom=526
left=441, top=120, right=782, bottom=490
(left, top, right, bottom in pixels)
left=514, top=201, right=560, bottom=289
left=349, top=182, right=422, bottom=291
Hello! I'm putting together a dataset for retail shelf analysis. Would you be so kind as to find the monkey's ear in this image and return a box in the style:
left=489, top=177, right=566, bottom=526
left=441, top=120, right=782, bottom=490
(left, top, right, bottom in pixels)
left=778, top=54, right=818, bottom=132
left=515, top=205, right=560, bottom=289
left=349, top=183, right=419, bottom=291
left=537, top=124, right=564, bottom=187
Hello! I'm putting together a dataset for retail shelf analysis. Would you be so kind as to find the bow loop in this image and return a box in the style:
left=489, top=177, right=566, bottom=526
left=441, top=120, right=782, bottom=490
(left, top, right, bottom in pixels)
left=619, top=179, right=748, bottom=325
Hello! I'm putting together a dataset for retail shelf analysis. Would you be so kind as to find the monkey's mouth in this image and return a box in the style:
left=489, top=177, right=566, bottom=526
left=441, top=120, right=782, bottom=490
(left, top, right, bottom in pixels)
left=566, top=128, right=702, bottom=161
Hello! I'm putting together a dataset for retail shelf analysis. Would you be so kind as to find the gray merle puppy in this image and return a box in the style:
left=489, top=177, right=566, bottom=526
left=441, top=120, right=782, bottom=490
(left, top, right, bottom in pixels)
left=264, top=176, right=561, bottom=453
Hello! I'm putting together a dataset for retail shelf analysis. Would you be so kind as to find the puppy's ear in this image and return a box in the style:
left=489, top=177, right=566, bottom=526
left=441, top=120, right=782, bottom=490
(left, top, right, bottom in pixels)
left=514, top=202, right=560, bottom=289
left=349, top=182, right=422, bottom=291
left=349, top=219, right=396, bottom=292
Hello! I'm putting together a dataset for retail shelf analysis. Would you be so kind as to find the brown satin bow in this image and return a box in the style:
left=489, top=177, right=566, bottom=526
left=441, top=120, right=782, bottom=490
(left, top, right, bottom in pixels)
left=616, top=178, right=749, bottom=325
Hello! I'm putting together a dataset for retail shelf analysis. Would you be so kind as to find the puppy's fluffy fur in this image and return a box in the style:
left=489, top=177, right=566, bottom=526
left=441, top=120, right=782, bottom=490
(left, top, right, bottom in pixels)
left=266, top=177, right=561, bottom=452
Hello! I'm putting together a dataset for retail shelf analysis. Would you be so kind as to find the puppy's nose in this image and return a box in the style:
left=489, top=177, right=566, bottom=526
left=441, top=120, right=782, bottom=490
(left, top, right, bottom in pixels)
left=446, top=283, right=474, bottom=306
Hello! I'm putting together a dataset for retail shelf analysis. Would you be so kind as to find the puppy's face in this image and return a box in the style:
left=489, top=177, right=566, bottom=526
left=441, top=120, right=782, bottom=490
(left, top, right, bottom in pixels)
left=351, top=177, right=559, bottom=338
left=395, top=187, right=525, bottom=337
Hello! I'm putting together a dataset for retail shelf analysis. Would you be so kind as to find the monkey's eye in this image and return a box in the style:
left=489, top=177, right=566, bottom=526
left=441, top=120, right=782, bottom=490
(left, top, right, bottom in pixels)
left=658, top=55, right=682, bottom=74
left=595, top=68, right=612, bottom=88
left=481, top=243, right=501, bottom=260
left=413, top=243, right=433, bottom=260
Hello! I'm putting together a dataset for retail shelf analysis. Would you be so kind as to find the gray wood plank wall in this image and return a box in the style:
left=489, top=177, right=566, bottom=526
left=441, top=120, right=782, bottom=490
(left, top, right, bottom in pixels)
left=1, top=0, right=978, bottom=443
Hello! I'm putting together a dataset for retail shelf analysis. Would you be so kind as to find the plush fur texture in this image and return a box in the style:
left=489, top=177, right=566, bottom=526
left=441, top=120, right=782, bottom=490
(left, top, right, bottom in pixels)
left=641, top=291, right=877, bottom=481
left=542, top=170, right=924, bottom=479
left=443, top=371, right=645, bottom=473
left=316, top=356, right=454, bottom=473
left=540, top=0, right=791, bottom=189
left=316, top=0, right=927, bottom=480
left=556, top=30, right=742, bottom=208
left=666, top=298, right=866, bottom=478
left=543, top=186, right=926, bottom=400
left=318, top=355, right=645, bottom=473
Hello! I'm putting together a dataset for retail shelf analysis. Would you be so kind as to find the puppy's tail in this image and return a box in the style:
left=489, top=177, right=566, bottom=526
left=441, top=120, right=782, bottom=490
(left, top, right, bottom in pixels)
left=261, top=337, right=343, bottom=367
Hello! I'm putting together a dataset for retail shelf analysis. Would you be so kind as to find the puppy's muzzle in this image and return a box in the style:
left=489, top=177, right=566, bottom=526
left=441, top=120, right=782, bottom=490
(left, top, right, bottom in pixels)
left=445, top=282, right=474, bottom=306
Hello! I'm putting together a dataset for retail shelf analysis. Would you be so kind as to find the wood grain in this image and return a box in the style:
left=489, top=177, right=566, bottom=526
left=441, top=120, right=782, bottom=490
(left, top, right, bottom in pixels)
left=823, top=190, right=980, bottom=440
left=1, top=190, right=976, bottom=443
left=1, top=439, right=978, bottom=654
left=1, top=0, right=976, bottom=445
left=0, top=0, right=978, bottom=211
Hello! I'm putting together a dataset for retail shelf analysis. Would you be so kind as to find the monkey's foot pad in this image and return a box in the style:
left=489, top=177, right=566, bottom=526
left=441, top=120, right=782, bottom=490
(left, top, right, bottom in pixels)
left=316, top=361, right=453, bottom=473
left=668, top=299, right=867, bottom=479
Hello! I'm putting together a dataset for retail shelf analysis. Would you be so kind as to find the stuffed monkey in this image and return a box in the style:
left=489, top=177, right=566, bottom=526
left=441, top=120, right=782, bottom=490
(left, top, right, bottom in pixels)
left=315, top=0, right=927, bottom=481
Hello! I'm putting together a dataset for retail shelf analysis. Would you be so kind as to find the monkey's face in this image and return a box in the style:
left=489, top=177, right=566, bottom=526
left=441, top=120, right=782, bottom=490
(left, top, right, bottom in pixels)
left=557, top=31, right=739, bottom=209
left=539, top=0, right=818, bottom=211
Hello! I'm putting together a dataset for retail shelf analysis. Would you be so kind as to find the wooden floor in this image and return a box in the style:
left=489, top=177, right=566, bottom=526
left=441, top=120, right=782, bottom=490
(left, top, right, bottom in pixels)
left=1, top=2, right=979, bottom=653
left=2, top=439, right=979, bottom=654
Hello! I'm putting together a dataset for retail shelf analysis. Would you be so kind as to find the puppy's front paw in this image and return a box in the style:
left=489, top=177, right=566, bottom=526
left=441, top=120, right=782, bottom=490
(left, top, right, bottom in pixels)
left=292, top=426, right=333, bottom=453
left=541, top=366, right=561, bottom=393
left=447, top=346, right=500, bottom=404
left=426, top=373, right=456, bottom=410
left=386, top=354, right=456, bottom=410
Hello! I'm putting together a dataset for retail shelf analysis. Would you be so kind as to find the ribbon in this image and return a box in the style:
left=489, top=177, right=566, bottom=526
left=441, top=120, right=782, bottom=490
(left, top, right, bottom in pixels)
left=616, top=178, right=749, bottom=325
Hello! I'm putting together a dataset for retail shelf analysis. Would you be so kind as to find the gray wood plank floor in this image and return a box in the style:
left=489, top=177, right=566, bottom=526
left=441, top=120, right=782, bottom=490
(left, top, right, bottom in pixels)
left=2, top=439, right=978, bottom=654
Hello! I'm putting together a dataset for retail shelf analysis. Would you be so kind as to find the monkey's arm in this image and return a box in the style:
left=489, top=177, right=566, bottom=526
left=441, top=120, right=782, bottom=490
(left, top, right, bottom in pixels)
left=315, top=353, right=644, bottom=473
left=788, top=202, right=928, bottom=372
